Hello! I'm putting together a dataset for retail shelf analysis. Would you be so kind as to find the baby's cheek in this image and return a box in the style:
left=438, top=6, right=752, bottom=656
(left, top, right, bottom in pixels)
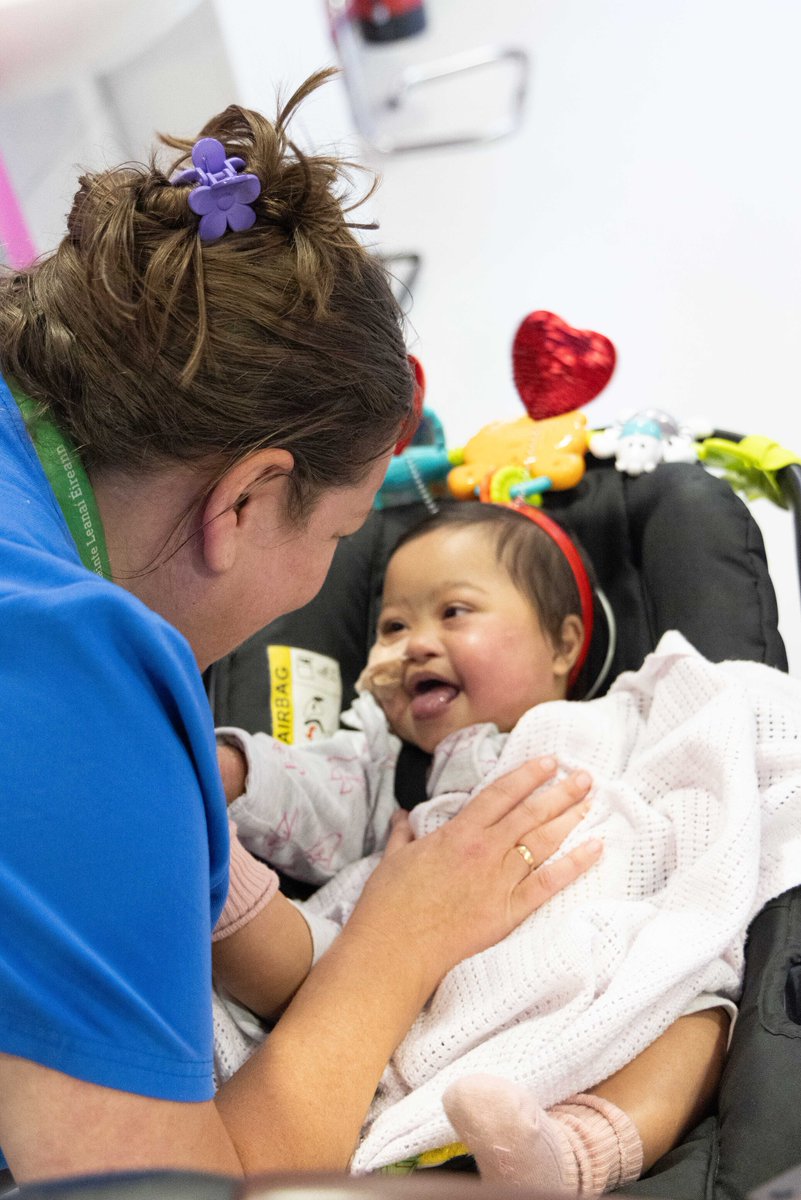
left=380, top=691, right=407, bottom=733
left=467, top=647, right=539, bottom=724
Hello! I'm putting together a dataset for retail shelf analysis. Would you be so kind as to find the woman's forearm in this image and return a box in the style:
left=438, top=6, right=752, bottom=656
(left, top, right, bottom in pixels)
left=215, top=916, right=430, bottom=1171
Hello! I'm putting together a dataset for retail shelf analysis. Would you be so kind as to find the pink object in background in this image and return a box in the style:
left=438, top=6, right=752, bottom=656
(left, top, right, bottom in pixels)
left=0, top=149, right=36, bottom=268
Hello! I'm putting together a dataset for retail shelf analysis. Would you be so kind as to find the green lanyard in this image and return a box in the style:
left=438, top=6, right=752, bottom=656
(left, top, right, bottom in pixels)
left=10, top=380, right=112, bottom=579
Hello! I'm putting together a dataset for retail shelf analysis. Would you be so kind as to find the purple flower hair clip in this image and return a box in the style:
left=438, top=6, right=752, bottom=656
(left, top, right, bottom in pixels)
left=171, top=137, right=261, bottom=243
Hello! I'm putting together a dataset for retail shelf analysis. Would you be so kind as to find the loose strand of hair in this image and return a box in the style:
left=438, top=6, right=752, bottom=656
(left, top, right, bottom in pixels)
left=142, top=230, right=196, bottom=358
left=180, top=238, right=208, bottom=387
left=275, top=68, right=340, bottom=135
left=85, top=174, right=142, bottom=320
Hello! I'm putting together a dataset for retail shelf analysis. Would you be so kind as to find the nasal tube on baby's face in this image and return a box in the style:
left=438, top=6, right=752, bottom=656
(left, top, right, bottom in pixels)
left=356, top=641, right=407, bottom=704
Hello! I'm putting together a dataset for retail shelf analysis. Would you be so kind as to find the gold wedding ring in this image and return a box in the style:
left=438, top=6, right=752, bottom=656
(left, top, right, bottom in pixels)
left=514, top=842, right=536, bottom=870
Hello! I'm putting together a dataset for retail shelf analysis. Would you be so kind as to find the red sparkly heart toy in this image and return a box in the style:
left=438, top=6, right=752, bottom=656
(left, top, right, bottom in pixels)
left=512, top=311, right=616, bottom=420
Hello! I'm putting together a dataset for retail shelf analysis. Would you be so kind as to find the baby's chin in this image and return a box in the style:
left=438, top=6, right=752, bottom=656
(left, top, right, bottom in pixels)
left=392, top=713, right=460, bottom=756
left=413, top=729, right=447, bottom=755
left=400, top=707, right=518, bottom=755
left=375, top=705, right=436, bottom=755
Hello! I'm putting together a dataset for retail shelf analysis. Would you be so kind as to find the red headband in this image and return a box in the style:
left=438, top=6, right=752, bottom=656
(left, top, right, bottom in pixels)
left=503, top=501, right=594, bottom=691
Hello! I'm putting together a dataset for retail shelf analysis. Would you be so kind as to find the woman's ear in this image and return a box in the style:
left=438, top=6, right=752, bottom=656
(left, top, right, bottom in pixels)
left=553, top=614, right=585, bottom=679
left=199, top=448, right=294, bottom=574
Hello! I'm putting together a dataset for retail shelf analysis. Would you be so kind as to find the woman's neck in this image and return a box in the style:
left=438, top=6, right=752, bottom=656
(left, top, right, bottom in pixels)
left=90, top=463, right=210, bottom=663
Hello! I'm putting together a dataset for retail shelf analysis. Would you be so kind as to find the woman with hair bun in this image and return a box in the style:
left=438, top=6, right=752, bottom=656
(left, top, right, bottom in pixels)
left=0, top=71, right=600, bottom=1181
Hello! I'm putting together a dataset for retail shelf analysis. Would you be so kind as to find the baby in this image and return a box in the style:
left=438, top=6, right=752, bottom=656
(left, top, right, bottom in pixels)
left=216, top=502, right=801, bottom=1190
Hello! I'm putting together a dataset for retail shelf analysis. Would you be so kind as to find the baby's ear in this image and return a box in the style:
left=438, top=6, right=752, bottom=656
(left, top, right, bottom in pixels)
left=554, top=614, right=584, bottom=678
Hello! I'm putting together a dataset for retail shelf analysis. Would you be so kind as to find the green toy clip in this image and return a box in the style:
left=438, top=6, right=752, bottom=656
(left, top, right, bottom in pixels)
left=699, top=435, right=801, bottom=508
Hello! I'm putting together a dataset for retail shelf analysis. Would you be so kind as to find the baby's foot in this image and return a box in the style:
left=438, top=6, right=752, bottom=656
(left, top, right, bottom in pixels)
left=443, top=1075, right=642, bottom=1196
left=444, top=1074, right=579, bottom=1193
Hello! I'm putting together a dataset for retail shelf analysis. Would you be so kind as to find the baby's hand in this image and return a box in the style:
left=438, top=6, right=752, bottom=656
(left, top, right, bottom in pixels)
left=355, top=642, right=407, bottom=705
left=217, top=741, right=247, bottom=804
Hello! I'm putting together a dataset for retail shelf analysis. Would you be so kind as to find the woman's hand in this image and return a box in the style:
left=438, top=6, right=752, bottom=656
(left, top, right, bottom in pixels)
left=346, top=758, right=600, bottom=996
left=215, top=758, right=600, bottom=1174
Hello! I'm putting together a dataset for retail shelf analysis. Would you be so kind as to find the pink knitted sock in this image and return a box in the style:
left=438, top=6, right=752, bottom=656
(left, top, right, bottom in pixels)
left=442, top=1075, right=643, bottom=1195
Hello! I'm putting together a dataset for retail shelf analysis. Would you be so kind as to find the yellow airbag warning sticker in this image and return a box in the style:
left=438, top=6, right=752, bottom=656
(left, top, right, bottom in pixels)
left=267, top=646, right=342, bottom=745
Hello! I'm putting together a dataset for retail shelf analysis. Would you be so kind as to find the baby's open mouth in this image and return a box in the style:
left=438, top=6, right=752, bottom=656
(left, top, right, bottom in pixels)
left=409, top=676, right=460, bottom=720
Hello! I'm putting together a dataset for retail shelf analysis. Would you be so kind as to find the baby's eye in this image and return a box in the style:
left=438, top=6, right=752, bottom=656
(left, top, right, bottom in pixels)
left=378, top=618, right=406, bottom=638
left=442, top=604, right=471, bottom=620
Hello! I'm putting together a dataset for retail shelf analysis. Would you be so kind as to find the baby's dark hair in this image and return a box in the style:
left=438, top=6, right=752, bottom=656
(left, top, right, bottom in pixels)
left=391, top=502, right=593, bottom=655
left=0, top=69, right=413, bottom=520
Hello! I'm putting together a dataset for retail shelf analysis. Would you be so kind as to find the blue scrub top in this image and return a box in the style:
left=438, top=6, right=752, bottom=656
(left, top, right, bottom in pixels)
left=0, top=377, right=230, bottom=1142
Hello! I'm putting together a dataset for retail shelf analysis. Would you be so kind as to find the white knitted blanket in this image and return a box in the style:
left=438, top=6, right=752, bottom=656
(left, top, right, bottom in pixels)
left=302, top=632, right=801, bottom=1172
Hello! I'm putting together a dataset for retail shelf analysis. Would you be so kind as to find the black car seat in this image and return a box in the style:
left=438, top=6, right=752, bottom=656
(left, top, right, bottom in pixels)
left=207, top=457, right=801, bottom=1200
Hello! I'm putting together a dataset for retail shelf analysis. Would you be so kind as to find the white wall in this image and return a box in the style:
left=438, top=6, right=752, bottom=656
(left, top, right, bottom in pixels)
left=343, top=0, right=801, bottom=677
left=0, top=0, right=236, bottom=253
left=1, top=0, right=799, bottom=672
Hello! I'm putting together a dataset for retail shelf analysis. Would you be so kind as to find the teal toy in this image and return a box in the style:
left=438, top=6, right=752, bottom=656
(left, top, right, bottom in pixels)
left=375, top=409, right=456, bottom=510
